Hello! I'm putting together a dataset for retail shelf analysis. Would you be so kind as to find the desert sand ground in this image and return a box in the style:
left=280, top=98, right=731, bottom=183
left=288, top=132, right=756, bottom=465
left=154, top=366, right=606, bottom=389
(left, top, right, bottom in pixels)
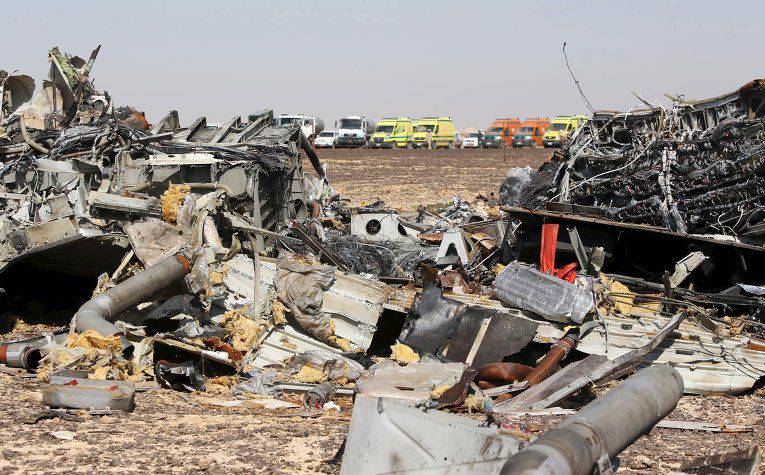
left=316, top=147, right=549, bottom=208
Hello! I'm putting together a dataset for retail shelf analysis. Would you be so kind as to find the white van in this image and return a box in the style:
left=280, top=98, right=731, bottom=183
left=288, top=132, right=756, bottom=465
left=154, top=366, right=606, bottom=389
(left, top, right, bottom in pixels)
left=314, top=131, right=338, bottom=148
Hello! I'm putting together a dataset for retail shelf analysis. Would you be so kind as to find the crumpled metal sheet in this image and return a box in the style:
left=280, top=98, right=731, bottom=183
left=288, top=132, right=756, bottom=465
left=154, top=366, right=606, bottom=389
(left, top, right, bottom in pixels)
left=531, top=311, right=765, bottom=395
left=400, top=284, right=539, bottom=366
left=124, top=218, right=189, bottom=267
left=341, top=395, right=521, bottom=474
left=492, top=261, right=593, bottom=324
left=494, top=354, right=608, bottom=412
left=355, top=359, right=468, bottom=402
left=214, top=255, right=388, bottom=369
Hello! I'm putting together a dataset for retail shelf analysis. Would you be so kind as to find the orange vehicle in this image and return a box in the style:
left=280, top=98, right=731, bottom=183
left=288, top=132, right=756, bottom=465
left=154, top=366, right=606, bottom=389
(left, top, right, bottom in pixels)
left=484, top=118, right=522, bottom=147
left=511, top=117, right=550, bottom=148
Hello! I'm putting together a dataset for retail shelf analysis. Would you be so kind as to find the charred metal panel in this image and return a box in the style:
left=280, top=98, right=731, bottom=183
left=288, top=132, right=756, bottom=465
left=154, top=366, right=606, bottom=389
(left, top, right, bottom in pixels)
left=441, top=306, right=538, bottom=368
left=399, top=284, right=464, bottom=355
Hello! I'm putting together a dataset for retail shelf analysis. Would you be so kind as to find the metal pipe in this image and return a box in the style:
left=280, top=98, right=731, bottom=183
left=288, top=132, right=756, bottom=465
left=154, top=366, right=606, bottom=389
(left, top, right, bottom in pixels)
left=501, top=364, right=683, bottom=475
left=476, top=362, right=533, bottom=389
left=0, top=341, right=39, bottom=369
left=18, top=117, right=49, bottom=154
left=0, top=332, right=67, bottom=370
left=74, top=253, right=192, bottom=354
left=494, top=334, right=578, bottom=403
left=524, top=333, right=578, bottom=386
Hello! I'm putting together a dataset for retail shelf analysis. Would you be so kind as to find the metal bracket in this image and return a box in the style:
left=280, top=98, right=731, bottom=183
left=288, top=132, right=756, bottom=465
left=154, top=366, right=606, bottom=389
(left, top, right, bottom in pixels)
left=566, top=226, right=595, bottom=275
left=596, top=453, right=614, bottom=475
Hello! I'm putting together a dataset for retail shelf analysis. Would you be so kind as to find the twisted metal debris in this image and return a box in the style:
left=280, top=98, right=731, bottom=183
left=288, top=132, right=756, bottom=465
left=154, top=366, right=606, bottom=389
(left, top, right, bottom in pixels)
left=522, top=79, right=765, bottom=240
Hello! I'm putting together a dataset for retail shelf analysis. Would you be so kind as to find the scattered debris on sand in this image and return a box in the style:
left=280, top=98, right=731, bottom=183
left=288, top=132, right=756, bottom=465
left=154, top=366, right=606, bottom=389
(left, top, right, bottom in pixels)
left=2, top=47, right=764, bottom=473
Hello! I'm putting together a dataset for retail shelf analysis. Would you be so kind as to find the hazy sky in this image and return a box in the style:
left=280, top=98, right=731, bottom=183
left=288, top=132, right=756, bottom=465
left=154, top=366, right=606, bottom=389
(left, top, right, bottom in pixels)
left=4, top=1, right=764, bottom=129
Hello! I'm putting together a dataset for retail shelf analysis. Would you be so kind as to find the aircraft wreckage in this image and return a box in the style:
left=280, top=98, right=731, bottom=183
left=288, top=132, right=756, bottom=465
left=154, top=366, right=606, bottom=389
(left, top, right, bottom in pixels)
left=1, top=46, right=764, bottom=474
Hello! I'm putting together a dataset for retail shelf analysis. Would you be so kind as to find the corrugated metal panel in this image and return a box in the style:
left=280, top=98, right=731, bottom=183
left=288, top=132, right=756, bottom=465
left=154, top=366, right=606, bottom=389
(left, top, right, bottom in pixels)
left=219, top=256, right=391, bottom=369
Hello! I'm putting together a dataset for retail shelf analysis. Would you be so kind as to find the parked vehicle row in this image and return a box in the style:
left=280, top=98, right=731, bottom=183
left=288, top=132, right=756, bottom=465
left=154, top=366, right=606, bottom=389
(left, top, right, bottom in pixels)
left=303, top=115, right=456, bottom=149
left=481, top=118, right=522, bottom=148
left=511, top=118, right=550, bottom=148
left=369, top=117, right=455, bottom=149
left=281, top=112, right=588, bottom=150
left=466, top=115, right=589, bottom=149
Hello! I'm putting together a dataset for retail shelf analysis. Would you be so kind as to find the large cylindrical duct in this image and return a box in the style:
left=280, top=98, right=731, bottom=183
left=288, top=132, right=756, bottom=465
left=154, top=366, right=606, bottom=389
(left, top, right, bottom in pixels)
left=501, top=364, right=683, bottom=475
left=74, top=253, right=192, bottom=353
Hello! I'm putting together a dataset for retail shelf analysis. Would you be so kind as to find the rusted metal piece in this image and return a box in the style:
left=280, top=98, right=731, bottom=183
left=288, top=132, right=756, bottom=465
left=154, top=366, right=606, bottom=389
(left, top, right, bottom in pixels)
left=523, top=333, right=579, bottom=387
left=491, top=332, right=578, bottom=405
left=467, top=232, right=498, bottom=256
left=476, top=362, right=533, bottom=389
left=310, top=201, right=321, bottom=219
left=417, top=232, right=444, bottom=244
left=747, top=340, right=765, bottom=352
left=436, top=269, right=479, bottom=293
left=203, top=337, right=243, bottom=362
left=434, top=367, right=481, bottom=408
